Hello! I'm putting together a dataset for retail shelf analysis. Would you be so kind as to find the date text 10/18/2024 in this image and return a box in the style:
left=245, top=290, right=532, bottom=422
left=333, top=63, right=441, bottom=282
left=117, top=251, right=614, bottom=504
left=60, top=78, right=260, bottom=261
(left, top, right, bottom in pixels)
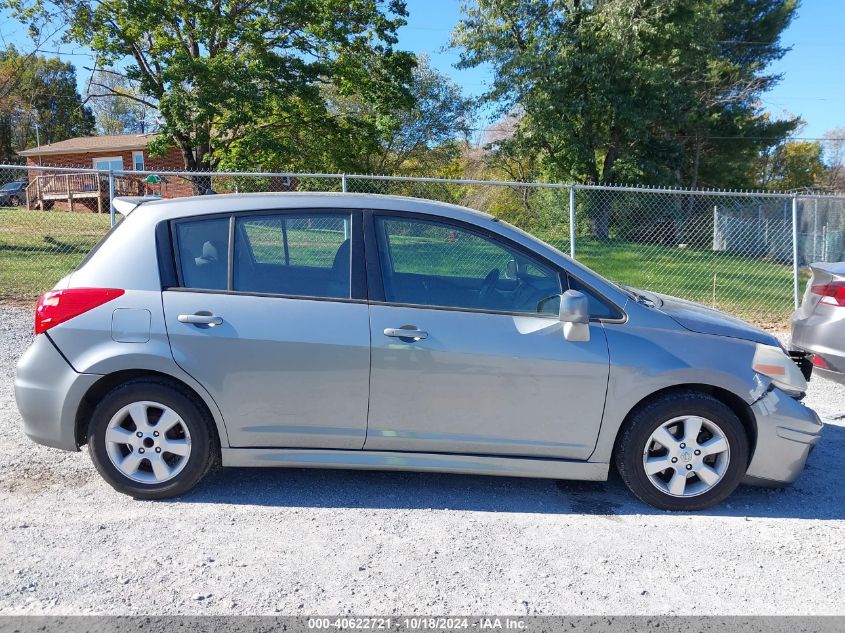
left=307, top=618, right=527, bottom=630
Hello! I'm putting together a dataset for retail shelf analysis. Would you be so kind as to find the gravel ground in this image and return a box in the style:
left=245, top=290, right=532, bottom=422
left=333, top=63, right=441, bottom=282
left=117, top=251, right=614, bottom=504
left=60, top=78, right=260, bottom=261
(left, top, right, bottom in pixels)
left=1, top=305, right=843, bottom=616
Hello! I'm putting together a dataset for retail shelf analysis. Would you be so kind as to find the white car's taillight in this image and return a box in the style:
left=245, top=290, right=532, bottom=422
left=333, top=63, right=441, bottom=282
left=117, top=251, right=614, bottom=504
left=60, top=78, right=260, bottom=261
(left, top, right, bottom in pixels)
left=35, top=288, right=124, bottom=334
left=810, top=281, right=845, bottom=307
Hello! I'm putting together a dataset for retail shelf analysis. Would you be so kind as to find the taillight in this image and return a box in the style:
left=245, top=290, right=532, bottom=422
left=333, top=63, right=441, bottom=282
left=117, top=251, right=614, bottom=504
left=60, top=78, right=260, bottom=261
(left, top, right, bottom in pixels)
left=810, top=281, right=845, bottom=307
left=813, top=355, right=830, bottom=369
left=35, top=288, right=124, bottom=334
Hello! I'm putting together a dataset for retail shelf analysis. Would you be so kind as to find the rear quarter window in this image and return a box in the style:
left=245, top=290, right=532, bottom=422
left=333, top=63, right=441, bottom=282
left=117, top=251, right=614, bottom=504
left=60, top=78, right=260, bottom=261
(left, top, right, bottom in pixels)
left=173, top=217, right=230, bottom=290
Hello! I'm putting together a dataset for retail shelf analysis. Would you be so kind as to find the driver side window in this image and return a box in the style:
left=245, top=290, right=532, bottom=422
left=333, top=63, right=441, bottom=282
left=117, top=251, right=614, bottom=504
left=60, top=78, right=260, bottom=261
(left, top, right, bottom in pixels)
left=375, top=216, right=561, bottom=315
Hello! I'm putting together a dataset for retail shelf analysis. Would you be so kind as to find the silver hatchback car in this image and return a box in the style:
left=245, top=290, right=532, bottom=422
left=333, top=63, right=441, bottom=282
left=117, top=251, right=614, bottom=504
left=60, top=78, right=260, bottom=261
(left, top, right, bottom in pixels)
left=15, top=193, right=822, bottom=510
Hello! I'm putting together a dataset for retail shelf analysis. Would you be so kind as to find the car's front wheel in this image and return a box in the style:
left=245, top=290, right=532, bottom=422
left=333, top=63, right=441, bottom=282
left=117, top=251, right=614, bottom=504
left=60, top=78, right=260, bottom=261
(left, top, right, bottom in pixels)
left=615, top=391, right=749, bottom=511
left=88, top=379, right=217, bottom=499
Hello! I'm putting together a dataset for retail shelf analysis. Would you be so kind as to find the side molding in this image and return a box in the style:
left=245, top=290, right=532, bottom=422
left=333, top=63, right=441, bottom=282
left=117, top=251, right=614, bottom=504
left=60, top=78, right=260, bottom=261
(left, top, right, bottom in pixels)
left=222, top=448, right=609, bottom=481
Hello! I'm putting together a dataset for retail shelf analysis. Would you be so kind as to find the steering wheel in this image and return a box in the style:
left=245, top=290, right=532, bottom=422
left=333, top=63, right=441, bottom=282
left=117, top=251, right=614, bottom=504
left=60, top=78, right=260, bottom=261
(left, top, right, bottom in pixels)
left=478, top=268, right=500, bottom=304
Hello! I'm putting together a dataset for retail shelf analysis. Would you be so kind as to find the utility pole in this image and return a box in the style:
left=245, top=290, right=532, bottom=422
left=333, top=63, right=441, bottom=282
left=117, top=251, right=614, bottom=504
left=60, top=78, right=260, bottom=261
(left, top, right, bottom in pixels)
left=33, top=121, right=42, bottom=166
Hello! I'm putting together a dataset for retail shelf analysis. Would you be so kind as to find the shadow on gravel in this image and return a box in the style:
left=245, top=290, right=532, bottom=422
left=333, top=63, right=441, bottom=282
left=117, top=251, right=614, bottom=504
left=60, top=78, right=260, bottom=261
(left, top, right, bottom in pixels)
left=177, top=423, right=844, bottom=520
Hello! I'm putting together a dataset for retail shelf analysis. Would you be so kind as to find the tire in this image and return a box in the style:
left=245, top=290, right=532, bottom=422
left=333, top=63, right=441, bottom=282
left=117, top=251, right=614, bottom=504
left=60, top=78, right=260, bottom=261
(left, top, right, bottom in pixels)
left=614, top=391, right=749, bottom=511
left=8, top=195, right=20, bottom=207
left=87, top=379, right=217, bottom=500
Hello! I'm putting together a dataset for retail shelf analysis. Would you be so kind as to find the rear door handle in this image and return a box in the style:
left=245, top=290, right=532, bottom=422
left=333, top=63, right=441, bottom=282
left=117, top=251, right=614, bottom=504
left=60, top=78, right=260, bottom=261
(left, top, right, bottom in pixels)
left=384, top=327, right=428, bottom=340
left=178, top=313, right=223, bottom=326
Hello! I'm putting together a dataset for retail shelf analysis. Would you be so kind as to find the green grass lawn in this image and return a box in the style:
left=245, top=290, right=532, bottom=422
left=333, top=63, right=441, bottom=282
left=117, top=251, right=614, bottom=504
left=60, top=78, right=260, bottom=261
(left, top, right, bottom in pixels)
left=550, top=238, right=804, bottom=328
left=0, top=206, right=801, bottom=327
left=0, top=207, right=112, bottom=302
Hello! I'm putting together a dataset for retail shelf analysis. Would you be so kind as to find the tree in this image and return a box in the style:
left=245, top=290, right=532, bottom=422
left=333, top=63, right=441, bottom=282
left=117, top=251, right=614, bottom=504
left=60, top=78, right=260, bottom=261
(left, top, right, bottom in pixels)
left=323, top=53, right=475, bottom=174
left=219, top=54, right=473, bottom=175
left=0, top=46, right=94, bottom=162
left=5, top=0, right=415, bottom=190
left=674, top=0, right=801, bottom=190
left=820, top=127, right=845, bottom=192
left=453, top=0, right=800, bottom=236
left=755, top=140, right=825, bottom=191
left=474, top=112, right=546, bottom=219
left=86, top=70, right=156, bottom=135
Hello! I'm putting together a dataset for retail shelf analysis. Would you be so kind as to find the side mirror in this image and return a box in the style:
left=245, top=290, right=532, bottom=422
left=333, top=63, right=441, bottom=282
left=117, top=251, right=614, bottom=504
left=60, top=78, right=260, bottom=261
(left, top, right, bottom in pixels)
left=505, top=259, right=518, bottom=279
left=559, top=290, right=590, bottom=342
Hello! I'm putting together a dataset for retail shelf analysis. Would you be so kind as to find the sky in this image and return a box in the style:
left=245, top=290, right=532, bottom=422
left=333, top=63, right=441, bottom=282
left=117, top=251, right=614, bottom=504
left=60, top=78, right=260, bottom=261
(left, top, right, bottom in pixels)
left=1, top=0, right=843, bottom=141
left=399, top=0, right=845, bottom=140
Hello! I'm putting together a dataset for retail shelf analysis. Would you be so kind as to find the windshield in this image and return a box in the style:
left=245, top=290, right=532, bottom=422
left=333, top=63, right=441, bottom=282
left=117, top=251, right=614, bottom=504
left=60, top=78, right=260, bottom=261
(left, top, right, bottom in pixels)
left=0, top=182, right=23, bottom=191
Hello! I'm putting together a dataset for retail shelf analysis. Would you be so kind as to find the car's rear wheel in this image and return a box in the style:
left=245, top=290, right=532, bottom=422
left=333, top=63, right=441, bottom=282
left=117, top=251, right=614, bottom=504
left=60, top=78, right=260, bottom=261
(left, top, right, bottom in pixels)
left=615, top=391, right=748, bottom=511
left=88, top=379, right=216, bottom=499
left=8, top=195, right=21, bottom=206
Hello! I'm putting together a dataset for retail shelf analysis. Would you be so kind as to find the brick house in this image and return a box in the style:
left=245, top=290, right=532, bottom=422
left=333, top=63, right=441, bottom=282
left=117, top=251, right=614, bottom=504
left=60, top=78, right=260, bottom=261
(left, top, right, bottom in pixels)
left=18, top=134, right=193, bottom=212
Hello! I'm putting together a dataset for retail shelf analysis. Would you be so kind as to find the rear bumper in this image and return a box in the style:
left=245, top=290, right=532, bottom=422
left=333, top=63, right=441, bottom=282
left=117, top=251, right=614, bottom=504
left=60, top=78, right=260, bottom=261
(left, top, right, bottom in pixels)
left=14, top=334, right=100, bottom=452
left=806, top=363, right=845, bottom=386
left=792, top=345, right=845, bottom=385
left=744, top=387, right=823, bottom=486
left=792, top=314, right=845, bottom=380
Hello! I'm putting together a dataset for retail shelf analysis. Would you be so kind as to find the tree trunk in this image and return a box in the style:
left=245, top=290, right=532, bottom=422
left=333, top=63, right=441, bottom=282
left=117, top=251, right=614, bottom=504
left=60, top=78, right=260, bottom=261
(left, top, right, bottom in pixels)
left=589, top=202, right=611, bottom=240
left=179, top=144, right=213, bottom=195
left=586, top=129, right=622, bottom=240
left=678, top=136, right=703, bottom=245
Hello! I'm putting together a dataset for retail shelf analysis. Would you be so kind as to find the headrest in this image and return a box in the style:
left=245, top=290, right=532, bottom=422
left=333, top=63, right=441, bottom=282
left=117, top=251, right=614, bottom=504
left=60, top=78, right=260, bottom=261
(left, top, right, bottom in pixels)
left=195, top=241, right=220, bottom=266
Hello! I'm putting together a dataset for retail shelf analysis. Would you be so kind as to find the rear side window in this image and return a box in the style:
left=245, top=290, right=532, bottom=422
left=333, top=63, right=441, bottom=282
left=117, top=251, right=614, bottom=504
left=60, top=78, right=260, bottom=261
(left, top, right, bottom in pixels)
left=175, top=217, right=229, bottom=290
left=234, top=214, right=351, bottom=299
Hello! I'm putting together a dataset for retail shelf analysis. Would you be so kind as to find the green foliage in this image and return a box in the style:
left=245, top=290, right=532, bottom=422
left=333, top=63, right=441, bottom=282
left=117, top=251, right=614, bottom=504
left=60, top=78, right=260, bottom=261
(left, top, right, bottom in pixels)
left=454, top=0, right=800, bottom=200
left=4, top=0, right=417, bottom=173
left=755, top=140, right=825, bottom=191
left=0, top=46, right=94, bottom=161
left=221, top=54, right=474, bottom=175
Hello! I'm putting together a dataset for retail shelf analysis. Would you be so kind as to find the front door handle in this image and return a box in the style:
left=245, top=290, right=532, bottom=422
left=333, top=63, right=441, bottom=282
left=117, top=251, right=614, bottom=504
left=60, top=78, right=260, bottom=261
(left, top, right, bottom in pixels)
left=384, top=327, right=428, bottom=340
left=178, top=313, right=223, bottom=326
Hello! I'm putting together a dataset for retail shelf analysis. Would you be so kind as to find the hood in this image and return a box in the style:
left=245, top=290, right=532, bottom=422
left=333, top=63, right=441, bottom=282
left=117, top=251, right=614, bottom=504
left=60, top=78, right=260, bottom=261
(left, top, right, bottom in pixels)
left=651, top=292, right=781, bottom=348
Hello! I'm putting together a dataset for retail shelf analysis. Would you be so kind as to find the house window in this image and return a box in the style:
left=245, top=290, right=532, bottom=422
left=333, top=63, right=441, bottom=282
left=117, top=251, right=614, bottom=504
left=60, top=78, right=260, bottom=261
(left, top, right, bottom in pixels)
left=132, top=151, right=145, bottom=171
left=92, top=156, right=124, bottom=172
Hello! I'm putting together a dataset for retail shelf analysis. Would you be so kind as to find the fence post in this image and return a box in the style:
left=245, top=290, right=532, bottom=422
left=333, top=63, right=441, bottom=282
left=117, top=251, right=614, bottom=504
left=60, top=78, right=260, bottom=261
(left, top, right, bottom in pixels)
left=341, top=173, right=347, bottom=193
left=712, top=205, right=718, bottom=250
left=792, top=196, right=799, bottom=309
left=108, top=169, right=115, bottom=227
left=569, top=186, right=576, bottom=259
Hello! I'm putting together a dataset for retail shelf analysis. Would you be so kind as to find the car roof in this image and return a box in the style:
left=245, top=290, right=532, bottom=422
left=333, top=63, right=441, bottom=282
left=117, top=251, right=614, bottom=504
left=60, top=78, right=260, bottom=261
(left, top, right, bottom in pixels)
left=118, top=192, right=496, bottom=226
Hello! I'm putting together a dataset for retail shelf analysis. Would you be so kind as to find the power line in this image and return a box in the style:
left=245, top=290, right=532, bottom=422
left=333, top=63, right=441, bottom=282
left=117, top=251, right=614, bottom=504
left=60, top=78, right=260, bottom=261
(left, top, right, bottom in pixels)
left=34, top=48, right=95, bottom=57
left=472, top=127, right=845, bottom=141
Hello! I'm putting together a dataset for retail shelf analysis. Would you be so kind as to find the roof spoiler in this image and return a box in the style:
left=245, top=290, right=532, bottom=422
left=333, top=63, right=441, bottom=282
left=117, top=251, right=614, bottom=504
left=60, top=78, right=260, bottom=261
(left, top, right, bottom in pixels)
left=112, top=195, right=159, bottom=216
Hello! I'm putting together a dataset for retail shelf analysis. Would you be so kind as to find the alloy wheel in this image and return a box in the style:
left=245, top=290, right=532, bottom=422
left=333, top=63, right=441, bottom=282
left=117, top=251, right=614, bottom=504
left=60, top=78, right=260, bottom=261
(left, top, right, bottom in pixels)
left=642, top=415, right=731, bottom=497
left=104, top=401, right=192, bottom=484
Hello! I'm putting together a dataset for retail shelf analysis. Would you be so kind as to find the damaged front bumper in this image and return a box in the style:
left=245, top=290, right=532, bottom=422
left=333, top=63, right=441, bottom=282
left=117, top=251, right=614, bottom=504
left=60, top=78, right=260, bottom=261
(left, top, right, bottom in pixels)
left=743, top=386, right=823, bottom=486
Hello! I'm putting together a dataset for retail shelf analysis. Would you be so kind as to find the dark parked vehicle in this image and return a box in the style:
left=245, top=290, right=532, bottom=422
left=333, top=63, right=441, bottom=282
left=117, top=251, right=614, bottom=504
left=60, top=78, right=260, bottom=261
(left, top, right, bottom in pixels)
left=0, top=180, right=27, bottom=207
left=792, top=262, right=845, bottom=385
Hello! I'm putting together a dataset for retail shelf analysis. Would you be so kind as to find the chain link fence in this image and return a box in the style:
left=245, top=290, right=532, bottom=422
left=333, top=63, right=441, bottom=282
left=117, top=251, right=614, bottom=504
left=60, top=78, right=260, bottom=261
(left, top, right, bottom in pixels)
left=2, top=163, right=844, bottom=329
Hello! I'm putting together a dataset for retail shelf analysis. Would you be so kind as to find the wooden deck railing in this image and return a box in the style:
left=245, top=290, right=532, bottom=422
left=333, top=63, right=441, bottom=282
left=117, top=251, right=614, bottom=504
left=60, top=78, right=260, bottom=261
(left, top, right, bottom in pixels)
left=26, top=172, right=144, bottom=211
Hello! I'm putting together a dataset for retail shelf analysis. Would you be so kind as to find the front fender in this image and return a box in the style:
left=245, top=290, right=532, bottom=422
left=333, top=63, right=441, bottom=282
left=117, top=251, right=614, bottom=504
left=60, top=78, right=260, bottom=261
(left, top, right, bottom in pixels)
left=590, top=325, right=762, bottom=463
